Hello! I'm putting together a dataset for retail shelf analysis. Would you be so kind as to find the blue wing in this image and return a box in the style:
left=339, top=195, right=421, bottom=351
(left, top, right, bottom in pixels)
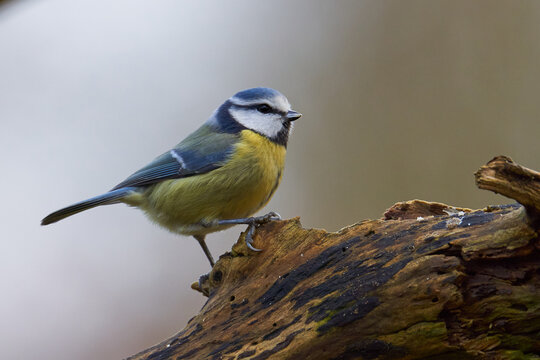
left=111, top=125, right=239, bottom=190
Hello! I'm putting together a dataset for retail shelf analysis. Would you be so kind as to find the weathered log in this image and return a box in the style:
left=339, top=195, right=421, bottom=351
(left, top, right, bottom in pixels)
left=475, top=155, right=540, bottom=220
left=128, top=157, right=540, bottom=360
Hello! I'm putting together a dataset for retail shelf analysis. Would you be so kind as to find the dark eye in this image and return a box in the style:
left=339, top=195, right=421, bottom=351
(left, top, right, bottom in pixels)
left=256, top=104, right=272, bottom=114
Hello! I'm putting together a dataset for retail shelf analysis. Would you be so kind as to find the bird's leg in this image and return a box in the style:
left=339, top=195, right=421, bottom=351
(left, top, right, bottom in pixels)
left=194, top=234, right=215, bottom=267
left=217, top=211, right=281, bottom=252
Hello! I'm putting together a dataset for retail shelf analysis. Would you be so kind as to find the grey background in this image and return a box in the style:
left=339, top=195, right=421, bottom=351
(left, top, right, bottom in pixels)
left=2, top=1, right=540, bottom=359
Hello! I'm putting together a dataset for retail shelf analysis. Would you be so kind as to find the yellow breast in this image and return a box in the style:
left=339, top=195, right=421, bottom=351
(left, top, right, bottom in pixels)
left=132, top=130, right=287, bottom=235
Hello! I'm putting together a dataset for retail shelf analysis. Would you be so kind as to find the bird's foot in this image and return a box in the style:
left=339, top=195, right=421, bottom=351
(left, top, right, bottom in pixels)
left=217, top=212, right=281, bottom=252
left=244, top=211, right=281, bottom=251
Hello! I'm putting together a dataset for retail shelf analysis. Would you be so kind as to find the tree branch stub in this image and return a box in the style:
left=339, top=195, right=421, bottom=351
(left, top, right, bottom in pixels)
left=475, top=155, right=540, bottom=220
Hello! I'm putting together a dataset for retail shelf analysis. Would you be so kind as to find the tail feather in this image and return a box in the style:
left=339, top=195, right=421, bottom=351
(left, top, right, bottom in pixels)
left=41, top=187, right=136, bottom=225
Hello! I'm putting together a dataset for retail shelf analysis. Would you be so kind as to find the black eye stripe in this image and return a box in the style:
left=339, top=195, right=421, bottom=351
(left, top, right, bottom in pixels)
left=256, top=104, right=272, bottom=113
left=233, top=103, right=287, bottom=116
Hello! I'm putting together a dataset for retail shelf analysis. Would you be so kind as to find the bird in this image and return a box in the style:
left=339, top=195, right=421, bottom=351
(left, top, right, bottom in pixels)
left=41, top=87, right=301, bottom=267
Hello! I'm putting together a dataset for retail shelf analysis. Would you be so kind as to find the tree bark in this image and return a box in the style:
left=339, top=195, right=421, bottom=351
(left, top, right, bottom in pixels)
left=128, top=156, right=540, bottom=360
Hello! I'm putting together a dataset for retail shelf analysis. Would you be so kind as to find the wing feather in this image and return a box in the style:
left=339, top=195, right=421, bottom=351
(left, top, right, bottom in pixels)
left=111, top=125, right=238, bottom=190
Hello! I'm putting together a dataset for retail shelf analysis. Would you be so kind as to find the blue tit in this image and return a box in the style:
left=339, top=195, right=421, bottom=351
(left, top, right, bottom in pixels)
left=42, top=87, right=301, bottom=267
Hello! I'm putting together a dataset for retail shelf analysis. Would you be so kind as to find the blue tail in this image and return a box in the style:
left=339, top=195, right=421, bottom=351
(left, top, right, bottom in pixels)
left=41, top=187, right=136, bottom=225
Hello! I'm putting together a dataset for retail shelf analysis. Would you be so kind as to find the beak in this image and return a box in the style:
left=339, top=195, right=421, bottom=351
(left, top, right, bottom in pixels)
left=286, top=110, right=302, bottom=121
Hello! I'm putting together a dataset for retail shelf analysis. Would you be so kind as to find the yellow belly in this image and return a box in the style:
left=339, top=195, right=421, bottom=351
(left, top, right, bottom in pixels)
left=126, top=130, right=286, bottom=236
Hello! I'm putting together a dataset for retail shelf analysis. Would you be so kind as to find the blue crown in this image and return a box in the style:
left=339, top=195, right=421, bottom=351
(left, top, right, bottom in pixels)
left=233, top=87, right=283, bottom=102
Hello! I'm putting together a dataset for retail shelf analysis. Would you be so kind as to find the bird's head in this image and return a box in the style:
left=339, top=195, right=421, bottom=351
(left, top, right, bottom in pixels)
left=212, top=87, right=301, bottom=146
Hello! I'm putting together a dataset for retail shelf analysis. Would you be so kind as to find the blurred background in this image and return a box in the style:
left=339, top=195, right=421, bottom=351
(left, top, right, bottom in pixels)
left=2, top=0, right=540, bottom=359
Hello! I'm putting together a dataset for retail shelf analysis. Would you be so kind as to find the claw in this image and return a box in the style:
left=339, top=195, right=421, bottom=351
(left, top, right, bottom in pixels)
left=245, top=225, right=262, bottom=252
left=261, top=211, right=281, bottom=223
left=245, top=211, right=281, bottom=251
left=216, top=211, right=282, bottom=253
left=197, top=274, right=210, bottom=297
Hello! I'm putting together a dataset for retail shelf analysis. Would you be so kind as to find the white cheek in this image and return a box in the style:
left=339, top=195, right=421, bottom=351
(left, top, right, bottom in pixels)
left=230, top=109, right=283, bottom=138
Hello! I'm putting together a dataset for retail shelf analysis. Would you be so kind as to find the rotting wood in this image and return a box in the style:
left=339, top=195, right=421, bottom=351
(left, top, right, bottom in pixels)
left=475, top=155, right=540, bottom=219
left=127, top=157, right=540, bottom=360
